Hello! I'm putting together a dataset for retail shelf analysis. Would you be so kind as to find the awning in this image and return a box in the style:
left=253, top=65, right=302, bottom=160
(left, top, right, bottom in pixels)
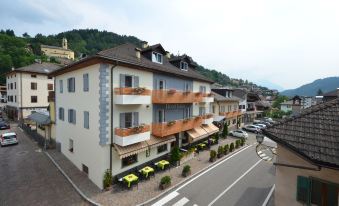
left=113, top=141, right=148, bottom=159
left=27, top=112, right=51, bottom=125
left=213, top=115, right=225, bottom=122
left=201, top=124, right=219, bottom=135
left=187, top=127, right=209, bottom=142
left=146, top=135, right=176, bottom=149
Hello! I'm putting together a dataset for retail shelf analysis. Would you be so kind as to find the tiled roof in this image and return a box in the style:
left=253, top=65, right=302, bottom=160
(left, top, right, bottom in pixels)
left=97, top=43, right=213, bottom=83
left=212, top=91, right=240, bottom=102
left=263, top=98, right=339, bottom=169
left=12, top=63, right=61, bottom=74
left=323, top=89, right=337, bottom=97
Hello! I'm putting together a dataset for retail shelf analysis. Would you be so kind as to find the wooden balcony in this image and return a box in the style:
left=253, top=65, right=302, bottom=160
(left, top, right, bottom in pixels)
left=219, top=110, right=242, bottom=119
left=152, top=116, right=203, bottom=137
left=202, top=93, right=214, bottom=103
left=114, top=87, right=151, bottom=104
left=114, top=124, right=151, bottom=146
left=202, top=113, right=214, bottom=124
left=152, top=90, right=203, bottom=104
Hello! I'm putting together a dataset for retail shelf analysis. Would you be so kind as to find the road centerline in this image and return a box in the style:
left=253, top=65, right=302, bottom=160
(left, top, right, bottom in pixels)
left=207, top=159, right=263, bottom=206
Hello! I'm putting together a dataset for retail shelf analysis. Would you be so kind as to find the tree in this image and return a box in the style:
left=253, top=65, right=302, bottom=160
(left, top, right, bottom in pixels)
left=317, top=89, right=323, bottom=95
left=222, top=122, right=228, bottom=138
left=170, top=146, right=181, bottom=165
left=272, top=95, right=289, bottom=108
left=22, top=32, right=30, bottom=38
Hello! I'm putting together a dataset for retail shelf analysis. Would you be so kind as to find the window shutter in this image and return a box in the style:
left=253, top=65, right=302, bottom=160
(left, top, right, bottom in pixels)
left=296, top=176, right=311, bottom=204
left=73, top=110, right=76, bottom=124
left=67, top=78, right=70, bottom=92
left=120, top=113, right=125, bottom=128
left=133, top=112, right=139, bottom=126
left=120, top=74, right=125, bottom=88
left=133, top=76, right=139, bottom=88
left=83, top=74, right=88, bottom=91
left=72, top=78, right=75, bottom=92
left=68, top=109, right=71, bottom=122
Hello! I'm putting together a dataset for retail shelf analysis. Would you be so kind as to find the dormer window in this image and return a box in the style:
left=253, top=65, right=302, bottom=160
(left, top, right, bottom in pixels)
left=152, top=52, right=163, bottom=64
left=180, top=61, right=188, bottom=71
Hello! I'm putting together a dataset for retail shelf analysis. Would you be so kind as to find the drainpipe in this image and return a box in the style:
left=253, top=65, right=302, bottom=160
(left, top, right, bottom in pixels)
left=110, top=62, right=118, bottom=173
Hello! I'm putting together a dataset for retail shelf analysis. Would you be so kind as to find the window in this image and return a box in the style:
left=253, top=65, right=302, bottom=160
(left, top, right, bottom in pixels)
left=82, top=164, right=88, bottom=175
left=67, top=77, right=75, bottom=92
left=31, top=96, right=37, bottom=103
left=152, top=52, right=163, bottom=64
left=122, top=154, right=137, bottom=167
left=84, top=111, right=89, bottom=129
left=119, top=74, right=139, bottom=88
left=157, top=144, right=168, bottom=154
left=199, top=107, right=206, bottom=116
left=125, top=75, right=133, bottom=87
left=119, top=112, right=139, bottom=128
left=184, top=107, right=191, bottom=119
left=68, top=109, right=76, bottom=124
left=48, top=76, right=52, bottom=79
left=10, top=83, right=13, bottom=89
left=199, top=86, right=206, bottom=93
left=31, top=82, right=37, bottom=90
left=157, top=109, right=165, bottom=123
left=59, top=108, right=64, bottom=120
left=184, top=82, right=191, bottom=92
left=69, top=139, right=74, bottom=153
left=31, top=74, right=37, bottom=78
left=47, top=83, right=53, bottom=90
left=158, top=80, right=166, bottom=90
left=180, top=61, right=188, bottom=71
left=59, top=80, right=63, bottom=93
left=83, top=73, right=89, bottom=91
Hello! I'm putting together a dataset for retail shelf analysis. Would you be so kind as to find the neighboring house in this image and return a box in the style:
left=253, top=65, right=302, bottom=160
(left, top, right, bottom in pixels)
left=245, top=92, right=263, bottom=122
left=5, top=63, right=60, bottom=120
left=264, top=97, right=339, bottom=206
left=301, top=96, right=316, bottom=109
left=280, top=100, right=293, bottom=113
left=0, top=84, right=7, bottom=103
left=41, top=38, right=75, bottom=60
left=322, top=89, right=339, bottom=102
left=233, top=88, right=247, bottom=113
left=211, top=89, right=243, bottom=130
left=49, top=42, right=217, bottom=189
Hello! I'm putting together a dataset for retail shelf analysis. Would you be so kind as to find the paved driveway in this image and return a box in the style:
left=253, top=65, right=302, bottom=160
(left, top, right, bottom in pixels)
left=0, top=124, right=88, bottom=206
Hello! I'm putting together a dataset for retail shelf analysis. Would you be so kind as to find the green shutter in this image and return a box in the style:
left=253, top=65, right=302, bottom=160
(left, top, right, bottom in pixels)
left=296, top=176, right=311, bottom=204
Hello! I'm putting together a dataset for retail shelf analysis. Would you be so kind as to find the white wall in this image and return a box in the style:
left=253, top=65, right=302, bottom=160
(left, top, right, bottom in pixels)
left=192, top=81, right=212, bottom=116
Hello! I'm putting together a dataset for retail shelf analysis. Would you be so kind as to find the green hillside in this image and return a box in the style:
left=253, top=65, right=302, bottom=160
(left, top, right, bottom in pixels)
left=0, top=29, right=270, bottom=92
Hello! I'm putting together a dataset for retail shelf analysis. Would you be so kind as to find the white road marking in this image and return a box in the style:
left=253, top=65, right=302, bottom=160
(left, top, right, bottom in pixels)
left=152, top=191, right=179, bottom=206
left=207, top=159, right=263, bottom=206
left=174, top=145, right=252, bottom=192
left=262, top=184, right=275, bottom=206
left=172, top=197, right=189, bottom=206
left=193, top=204, right=198, bottom=206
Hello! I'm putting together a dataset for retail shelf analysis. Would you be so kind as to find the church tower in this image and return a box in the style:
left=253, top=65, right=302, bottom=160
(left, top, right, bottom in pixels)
left=62, top=38, right=68, bottom=49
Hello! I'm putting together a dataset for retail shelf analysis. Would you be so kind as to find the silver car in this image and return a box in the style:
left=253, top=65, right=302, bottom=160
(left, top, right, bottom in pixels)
left=229, top=130, right=249, bottom=138
left=0, top=132, right=18, bottom=146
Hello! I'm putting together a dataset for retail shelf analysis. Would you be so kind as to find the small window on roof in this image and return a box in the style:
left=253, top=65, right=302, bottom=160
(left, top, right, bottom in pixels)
left=152, top=52, right=163, bottom=64
left=180, top=61, right=188, bottom=71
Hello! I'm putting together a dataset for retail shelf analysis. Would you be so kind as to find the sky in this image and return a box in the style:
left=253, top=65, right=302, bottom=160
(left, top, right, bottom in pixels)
left=1, top=0, right=339, bottom=90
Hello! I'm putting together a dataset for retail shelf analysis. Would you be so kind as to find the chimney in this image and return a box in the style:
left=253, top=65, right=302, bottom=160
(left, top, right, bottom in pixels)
left=166, top=51, right=171, bottom=58
left=135, top=48, right=141, bottom=59
left=141, top=41, right=148, bottom=49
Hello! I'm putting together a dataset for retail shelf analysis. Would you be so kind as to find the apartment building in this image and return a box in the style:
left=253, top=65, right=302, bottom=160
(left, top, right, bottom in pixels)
left=211, top=89, right=243, bottom=130
left=5, top=63, right=60, bottom=120
left=49, top=42, right=217, bottom=189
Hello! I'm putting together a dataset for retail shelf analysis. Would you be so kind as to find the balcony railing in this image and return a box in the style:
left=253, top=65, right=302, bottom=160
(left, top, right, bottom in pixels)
left=152, top=90, right=203, bottom=104
left=114, top=124, right=151, bottom=146
left=202, top=113, right=214, bottom=124
left=114, top=87, right=151, bottom=104
left=152, top=116, right=203, bottom=137
left=202, top=93, right=214, bottom=103
left=219, top=110, right=242, bottom=119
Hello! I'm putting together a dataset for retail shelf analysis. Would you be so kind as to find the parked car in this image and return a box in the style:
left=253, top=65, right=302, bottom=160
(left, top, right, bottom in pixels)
left=253, top=123, right=267, bottom=129
left=0, top=132, right=18, bottom=146
left=243, top=125, right=261, bottom=133
left=0, top=121, right=10, bottom=130
left=263, top=117, right=275, bottom=123
left=229, top=130, right=248, bottom=138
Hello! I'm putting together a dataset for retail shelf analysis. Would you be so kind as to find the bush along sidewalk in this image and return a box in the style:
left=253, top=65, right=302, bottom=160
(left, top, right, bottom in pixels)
left=159, top=176, right=171, bottom=190
left=240, top=137, right=245, bottom=146
left=103, top=169, right=112, bottom=191
left=182, top=165, right=191, bottom=177
left=223, top=144, right=229, bottom=155
left=235, top=140, right=240, bottom=149
left=230, top=142, right=235, bottom=152
left=217, top=146, right=224, bottom=158
left=209, top=150, right=217, bottom=162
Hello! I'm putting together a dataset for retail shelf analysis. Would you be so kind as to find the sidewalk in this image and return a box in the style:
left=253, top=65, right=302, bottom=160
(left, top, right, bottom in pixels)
left=47, top=136, right=250, bottom=206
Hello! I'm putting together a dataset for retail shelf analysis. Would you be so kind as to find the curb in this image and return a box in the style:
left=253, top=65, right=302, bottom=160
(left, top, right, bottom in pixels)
left=137, top=144, right=253, bottom=206
left=44, top=152, right=102, bottom=206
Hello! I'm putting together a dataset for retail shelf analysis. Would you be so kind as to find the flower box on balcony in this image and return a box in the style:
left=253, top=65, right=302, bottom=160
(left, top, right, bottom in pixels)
left=132, top=124, right=146, bottom=133
left=167, top=89, right=177, bottom=94
left=167, top=120, right=176, bottom=126
left=133, top=87, right=146, bottom=94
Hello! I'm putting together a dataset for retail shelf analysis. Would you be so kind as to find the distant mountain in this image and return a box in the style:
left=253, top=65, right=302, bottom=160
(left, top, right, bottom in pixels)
left=280, top=77, right=339, bottom=97
left=255, top=79, right=284, bottom=91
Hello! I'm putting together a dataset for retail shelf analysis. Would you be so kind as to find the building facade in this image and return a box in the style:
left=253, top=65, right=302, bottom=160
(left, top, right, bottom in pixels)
left=41, top=38, right=75, bottom=60
left=5, top=63, right=60, bottom=120
left=50, top=43, right=217, bottom=189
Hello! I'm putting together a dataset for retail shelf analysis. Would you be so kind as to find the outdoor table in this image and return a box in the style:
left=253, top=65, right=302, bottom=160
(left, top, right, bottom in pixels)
left=141, top=166, right=154, bottom=178
left=123, top=174, right=138, bottom=188
left=157, top=160, right=170, bottom=170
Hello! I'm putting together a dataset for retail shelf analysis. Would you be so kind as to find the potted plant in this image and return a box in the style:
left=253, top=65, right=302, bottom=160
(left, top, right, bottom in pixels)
left=170, top=146, right=182, bottom=166
left=217, top=146, right=224, bottom=158
left=235, top=140, right=240, bottom=149
left=183, top=118, right=190, bottom=123
left=230, top=142, right=235, bottom=152
left=182, top=165, right=191, bottom=177
left=209, top=150, right=217, bottom=162
left=159, top=176, right=171, bottom=190
left=134, top=87, right=146, bottom=94
left=222, top=122, right=228, bottom=138
left=224, top=144, right=229, bottom=155
left=133, top=124, right=145, bottom=133
left=167, top=120, right=176, bottom=126
left=168, top=89, right=176, bottom=94
left=103, top=169, right=112, bottom=191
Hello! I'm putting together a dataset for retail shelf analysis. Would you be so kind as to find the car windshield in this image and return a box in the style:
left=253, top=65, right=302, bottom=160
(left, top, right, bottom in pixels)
left=3, top=135, right=16, bottom=140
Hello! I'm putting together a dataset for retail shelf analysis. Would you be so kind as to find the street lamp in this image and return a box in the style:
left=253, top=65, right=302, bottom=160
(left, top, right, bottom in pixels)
left=256, top=133, right=264, bottom=144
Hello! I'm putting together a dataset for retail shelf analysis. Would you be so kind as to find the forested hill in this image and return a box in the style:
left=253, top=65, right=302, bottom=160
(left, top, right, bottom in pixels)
left=0, top=29, right=269, bottom=92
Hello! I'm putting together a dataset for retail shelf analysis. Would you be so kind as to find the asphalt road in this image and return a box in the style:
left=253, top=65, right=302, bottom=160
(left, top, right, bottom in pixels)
left=148, top=136, right=275, bottom=206
left=0, top=123, right=88, bottom=206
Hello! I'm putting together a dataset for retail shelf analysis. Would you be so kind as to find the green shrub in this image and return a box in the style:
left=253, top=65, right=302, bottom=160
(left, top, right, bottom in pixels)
left=240, top=138, right=245, bottom=146
left=182, top=165, right=191, bottom=174
left=235, top=140, right=240, bottom=148
left=160, top=176, right=171, bottom=185
left=103, top=169, right=112, bottom=189
left=210, top=150, right=217, bottom=159
left=222, top=122, right=228, bottom=138
left=230, top=143, right=235, bottom=152
left=224, top=144, right=229, bottom=154
left=217, top=146, right=224, bottom=155
left=170, top=146, right=182, bottom=163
